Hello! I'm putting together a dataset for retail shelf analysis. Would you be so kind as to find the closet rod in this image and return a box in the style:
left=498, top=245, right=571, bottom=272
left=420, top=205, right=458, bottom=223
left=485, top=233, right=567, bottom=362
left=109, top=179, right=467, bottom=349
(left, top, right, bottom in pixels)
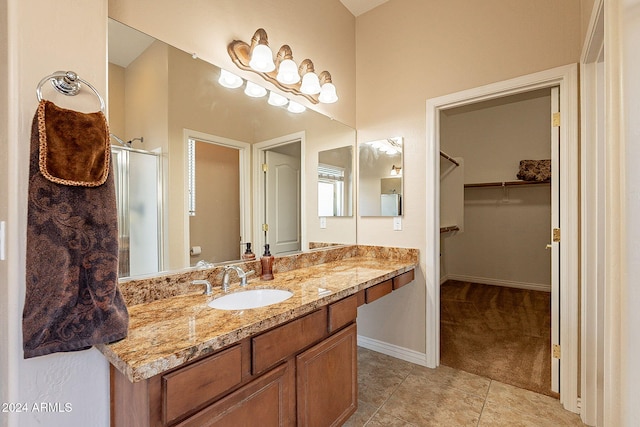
left=464, top=180, right=550, bottom=188
left=439, top=150, right=460, bottom=167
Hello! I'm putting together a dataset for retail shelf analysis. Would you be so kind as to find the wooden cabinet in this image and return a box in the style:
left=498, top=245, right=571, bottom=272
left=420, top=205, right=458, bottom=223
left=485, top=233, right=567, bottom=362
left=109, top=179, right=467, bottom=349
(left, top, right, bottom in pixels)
left=110, top=269, right=414, bottom=427
left=176, top=359, right=295, bottom=427
left=296, top=324, right=357, bottom=427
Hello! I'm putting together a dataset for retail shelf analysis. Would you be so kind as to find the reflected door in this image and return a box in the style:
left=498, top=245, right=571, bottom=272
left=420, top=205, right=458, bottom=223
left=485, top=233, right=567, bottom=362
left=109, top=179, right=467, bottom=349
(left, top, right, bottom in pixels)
left=265, top=150, right=301, bottom=255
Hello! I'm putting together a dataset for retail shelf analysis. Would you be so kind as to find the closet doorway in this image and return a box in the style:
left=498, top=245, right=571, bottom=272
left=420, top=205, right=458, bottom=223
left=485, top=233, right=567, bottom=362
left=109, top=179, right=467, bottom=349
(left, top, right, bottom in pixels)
left=438, top=87, right=559, bottom=396
left=425, top=65, right=579, bottom=413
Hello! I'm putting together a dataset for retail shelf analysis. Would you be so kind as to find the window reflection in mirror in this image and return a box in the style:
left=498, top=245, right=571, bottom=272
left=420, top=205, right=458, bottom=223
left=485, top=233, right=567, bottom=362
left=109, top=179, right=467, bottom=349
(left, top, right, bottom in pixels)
left=318, top=146, right=353, bottom=217
left=358, top=137, right=403, bottom=216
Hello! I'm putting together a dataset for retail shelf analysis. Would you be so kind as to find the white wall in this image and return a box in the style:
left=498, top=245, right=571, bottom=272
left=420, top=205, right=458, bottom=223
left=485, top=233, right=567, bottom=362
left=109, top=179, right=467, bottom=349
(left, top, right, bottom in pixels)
left=2, top=2, right=112, bottom=426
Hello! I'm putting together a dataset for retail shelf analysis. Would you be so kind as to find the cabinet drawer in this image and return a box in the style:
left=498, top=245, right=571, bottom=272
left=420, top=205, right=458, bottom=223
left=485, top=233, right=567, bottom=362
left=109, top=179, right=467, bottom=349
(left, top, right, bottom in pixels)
left=163, top=344, right=243, bottom=425
left=328, top=295, right=357, bottom=333
left=393, top=269, right=415, bottom=290
left=365, top=279, right=393, bottom=304
left=252, top=308, right=327, bottom=375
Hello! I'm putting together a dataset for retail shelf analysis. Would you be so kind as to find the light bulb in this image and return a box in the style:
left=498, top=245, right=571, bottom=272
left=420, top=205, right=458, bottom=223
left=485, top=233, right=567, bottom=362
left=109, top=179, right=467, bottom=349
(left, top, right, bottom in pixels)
left=244, top=81, right=267, bottom=98
left=268, top=91, right=288, bottom=107
left=287, top=101, right=306, bottom=113
left=249, top=44, right=275, bottom=72
left=218, top=69, right=243, bottom=89
left=300, top=72, right=321, bottom=95
left=318, top=82, right=338, bottom=103
left=276, top=59, right=300, bottom=84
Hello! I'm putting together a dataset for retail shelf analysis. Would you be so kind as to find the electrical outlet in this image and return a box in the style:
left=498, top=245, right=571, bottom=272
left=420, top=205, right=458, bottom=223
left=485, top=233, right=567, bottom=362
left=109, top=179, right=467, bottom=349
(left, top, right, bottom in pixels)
left=393, top=216, right=402, bottom=231
left=320, top=217, right=327, bottom=229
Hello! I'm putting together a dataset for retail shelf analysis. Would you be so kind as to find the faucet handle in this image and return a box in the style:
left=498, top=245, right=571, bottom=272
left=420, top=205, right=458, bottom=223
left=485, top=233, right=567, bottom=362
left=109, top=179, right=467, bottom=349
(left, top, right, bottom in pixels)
left=241, top=270, right=255, bottom=286
left=191, top=279, right=212, bottom=295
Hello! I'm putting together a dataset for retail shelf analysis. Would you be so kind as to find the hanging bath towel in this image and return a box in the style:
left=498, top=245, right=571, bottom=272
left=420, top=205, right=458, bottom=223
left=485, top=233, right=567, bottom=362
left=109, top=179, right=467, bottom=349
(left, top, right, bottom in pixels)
left=22, top=100, right=129, bottom=359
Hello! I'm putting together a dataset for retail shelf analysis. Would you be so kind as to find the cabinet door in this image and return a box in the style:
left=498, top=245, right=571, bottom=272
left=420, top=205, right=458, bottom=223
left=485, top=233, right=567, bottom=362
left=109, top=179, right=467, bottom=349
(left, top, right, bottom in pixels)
left=296, top=323, right=357, bottom=427
left=176, top=359, right=295, bottom=427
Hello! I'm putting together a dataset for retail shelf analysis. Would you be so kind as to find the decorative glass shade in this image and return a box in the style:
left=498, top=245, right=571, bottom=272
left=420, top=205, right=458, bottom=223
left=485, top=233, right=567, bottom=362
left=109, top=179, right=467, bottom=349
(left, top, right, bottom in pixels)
left=268, top=91, right=289, bottom=107
left=300, top=72, right=321, bottom=95
left=276, top=59, right=300, bottom=84
left=244, top=81, right=267, bottom=97
left=218, top=69, right=243, bottom=88
left=287, top=100, right=306, bottom=113
left=318, top=82, right=338, bottom=103
left=249, top=44, right=276, bottom=72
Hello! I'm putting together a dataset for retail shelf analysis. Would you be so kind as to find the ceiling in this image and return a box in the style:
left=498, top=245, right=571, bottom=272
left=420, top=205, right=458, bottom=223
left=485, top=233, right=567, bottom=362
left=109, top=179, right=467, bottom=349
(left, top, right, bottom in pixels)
left=339, top=0, right=389, bottom=17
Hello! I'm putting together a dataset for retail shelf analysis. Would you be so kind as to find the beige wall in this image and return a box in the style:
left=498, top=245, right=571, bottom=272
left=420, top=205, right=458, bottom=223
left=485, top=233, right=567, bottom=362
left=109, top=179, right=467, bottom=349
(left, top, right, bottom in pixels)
left=107, top=63, right=125, bottom=138
left=355, top=0, right=584, bottom=353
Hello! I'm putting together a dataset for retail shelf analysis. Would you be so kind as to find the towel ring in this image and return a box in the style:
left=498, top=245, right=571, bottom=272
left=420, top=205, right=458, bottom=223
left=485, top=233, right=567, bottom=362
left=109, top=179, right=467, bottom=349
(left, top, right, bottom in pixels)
left=36, top=71, right=106, bottom=113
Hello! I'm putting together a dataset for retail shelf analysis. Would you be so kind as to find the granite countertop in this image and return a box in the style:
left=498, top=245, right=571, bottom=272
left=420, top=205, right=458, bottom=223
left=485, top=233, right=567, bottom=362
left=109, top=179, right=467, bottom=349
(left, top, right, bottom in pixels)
left=97, top=255, right=417, bottom=383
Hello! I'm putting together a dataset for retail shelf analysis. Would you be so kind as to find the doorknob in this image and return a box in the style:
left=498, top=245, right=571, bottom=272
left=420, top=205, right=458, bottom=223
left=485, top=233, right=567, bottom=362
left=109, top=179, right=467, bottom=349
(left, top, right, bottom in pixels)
left=545, top=244, right=553, bottom=250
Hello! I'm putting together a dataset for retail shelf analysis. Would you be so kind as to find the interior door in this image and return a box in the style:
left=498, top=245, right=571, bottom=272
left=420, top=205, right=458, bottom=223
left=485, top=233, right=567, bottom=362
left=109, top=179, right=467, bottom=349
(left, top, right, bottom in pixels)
left=265, top=150, right=301, bottom=255
left=550, top=86, right=561, bottom=393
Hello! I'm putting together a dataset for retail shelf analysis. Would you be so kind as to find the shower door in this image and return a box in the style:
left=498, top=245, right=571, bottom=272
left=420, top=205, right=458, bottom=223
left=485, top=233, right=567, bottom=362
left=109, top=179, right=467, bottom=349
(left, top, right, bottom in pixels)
left=112, top=146, right=163, bottom=277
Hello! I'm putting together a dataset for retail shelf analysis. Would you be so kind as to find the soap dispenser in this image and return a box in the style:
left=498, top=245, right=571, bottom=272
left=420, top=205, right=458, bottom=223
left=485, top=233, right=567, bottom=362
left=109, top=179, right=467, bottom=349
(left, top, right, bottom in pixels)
left=242, top=242, right=256, bottom=261
left=260, top=244, right=274, bottom=281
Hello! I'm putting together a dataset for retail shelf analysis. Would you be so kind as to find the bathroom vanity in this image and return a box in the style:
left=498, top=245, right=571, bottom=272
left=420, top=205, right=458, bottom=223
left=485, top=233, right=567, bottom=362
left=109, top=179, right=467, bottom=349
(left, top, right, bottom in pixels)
left=99, top=245, right=417, bottom=426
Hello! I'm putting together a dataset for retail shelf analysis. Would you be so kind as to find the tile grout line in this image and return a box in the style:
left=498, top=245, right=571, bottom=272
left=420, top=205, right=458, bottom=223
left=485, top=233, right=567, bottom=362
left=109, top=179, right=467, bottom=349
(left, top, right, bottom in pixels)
left=364, top=365, right=417, bottom=426
left=476, top=379, right=494, bottom=427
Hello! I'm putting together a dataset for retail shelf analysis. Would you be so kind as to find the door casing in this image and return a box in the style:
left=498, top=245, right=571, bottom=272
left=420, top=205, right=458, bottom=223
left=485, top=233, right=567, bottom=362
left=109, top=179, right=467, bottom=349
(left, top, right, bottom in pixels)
left=425, top=64, right=580, bottom=413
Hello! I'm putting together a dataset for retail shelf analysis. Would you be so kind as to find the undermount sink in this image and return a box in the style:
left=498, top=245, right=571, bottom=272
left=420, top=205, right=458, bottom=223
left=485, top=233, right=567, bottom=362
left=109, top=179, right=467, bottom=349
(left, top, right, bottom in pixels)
left=207, top=289, right=293, bottom=310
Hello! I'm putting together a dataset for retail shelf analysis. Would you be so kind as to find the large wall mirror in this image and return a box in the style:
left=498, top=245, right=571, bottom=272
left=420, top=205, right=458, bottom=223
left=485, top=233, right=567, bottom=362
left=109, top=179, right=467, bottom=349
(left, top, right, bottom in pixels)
left=108, top=19, right=356, bottom=279
left=358, top=137, right=403, bottom=216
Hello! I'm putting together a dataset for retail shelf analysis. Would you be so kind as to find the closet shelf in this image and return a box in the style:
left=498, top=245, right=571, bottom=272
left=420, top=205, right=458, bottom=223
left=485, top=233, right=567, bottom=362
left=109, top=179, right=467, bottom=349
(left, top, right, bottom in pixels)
left=440, top=225, right=460, bottom=233
left=464, top=180, right=550, bottom=188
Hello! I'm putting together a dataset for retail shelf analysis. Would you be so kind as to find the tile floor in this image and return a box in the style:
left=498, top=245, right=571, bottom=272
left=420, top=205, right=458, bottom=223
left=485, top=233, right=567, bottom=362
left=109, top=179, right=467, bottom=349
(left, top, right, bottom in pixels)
left=344, top=347, right=586, bottom=427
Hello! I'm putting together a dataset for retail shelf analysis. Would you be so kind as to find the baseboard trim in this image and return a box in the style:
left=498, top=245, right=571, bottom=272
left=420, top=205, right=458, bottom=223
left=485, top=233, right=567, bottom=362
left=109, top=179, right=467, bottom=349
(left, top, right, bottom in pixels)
left=440, top=274, right=449, bottom=285
left=357, top=335, right=429, bottom=367
left=444, top=274, right=551, bottom=292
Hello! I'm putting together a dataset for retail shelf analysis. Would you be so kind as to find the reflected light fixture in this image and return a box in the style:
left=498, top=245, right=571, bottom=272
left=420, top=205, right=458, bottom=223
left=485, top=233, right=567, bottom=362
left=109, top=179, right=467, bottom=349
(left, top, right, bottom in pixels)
left=268, top=91, right=289, bottom=107
left=218, top=69, right=243, bottom=88
left=287, top=100, right=306, bottom=113
left=244, top=81, right=267, bottom=97
left=228, top=28, right=337, bottom=104
left=390, top=165, right=402, bottom=176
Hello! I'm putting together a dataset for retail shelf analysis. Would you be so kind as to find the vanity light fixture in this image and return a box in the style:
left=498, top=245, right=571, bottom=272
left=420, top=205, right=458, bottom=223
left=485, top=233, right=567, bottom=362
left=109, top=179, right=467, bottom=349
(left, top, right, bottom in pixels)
left=218, top=69, right=243, bottom=88
left=299, top=59, right=321, bottom=95
left=228, top=28, right=337, bottom=104
left=390, top=165, right=402, bottom=176
left=248, top=28, right=276, bottom=72
left=244, top=81, right=267, bottom=98
left=275, top=45, right=300, bottom=84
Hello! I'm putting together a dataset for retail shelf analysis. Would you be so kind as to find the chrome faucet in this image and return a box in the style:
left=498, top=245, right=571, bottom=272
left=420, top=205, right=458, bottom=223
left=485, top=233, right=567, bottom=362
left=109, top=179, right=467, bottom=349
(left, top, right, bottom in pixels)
left=191, top=279, right=212, bottom=295
left=222, top=266, right=255, bottom=292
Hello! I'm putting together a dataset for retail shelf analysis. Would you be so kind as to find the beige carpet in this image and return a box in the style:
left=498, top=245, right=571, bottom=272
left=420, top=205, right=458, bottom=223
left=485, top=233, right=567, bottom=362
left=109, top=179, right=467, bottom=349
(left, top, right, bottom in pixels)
left=440, top=280, right=557, bottom=398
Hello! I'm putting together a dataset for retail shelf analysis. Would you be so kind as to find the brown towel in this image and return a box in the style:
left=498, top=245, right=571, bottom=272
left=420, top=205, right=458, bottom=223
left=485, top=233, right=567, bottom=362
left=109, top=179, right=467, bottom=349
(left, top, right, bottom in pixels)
left=23, top=100, right=128, bottom=359
left=516, top=159, right=551, bottom=182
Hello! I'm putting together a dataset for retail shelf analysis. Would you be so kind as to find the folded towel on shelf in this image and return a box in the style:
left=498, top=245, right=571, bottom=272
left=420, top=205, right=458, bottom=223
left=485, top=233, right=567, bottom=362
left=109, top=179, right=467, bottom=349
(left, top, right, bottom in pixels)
left=23, top=100, right=129, bottom=359
left=516, top=159, right=551, bottom=182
